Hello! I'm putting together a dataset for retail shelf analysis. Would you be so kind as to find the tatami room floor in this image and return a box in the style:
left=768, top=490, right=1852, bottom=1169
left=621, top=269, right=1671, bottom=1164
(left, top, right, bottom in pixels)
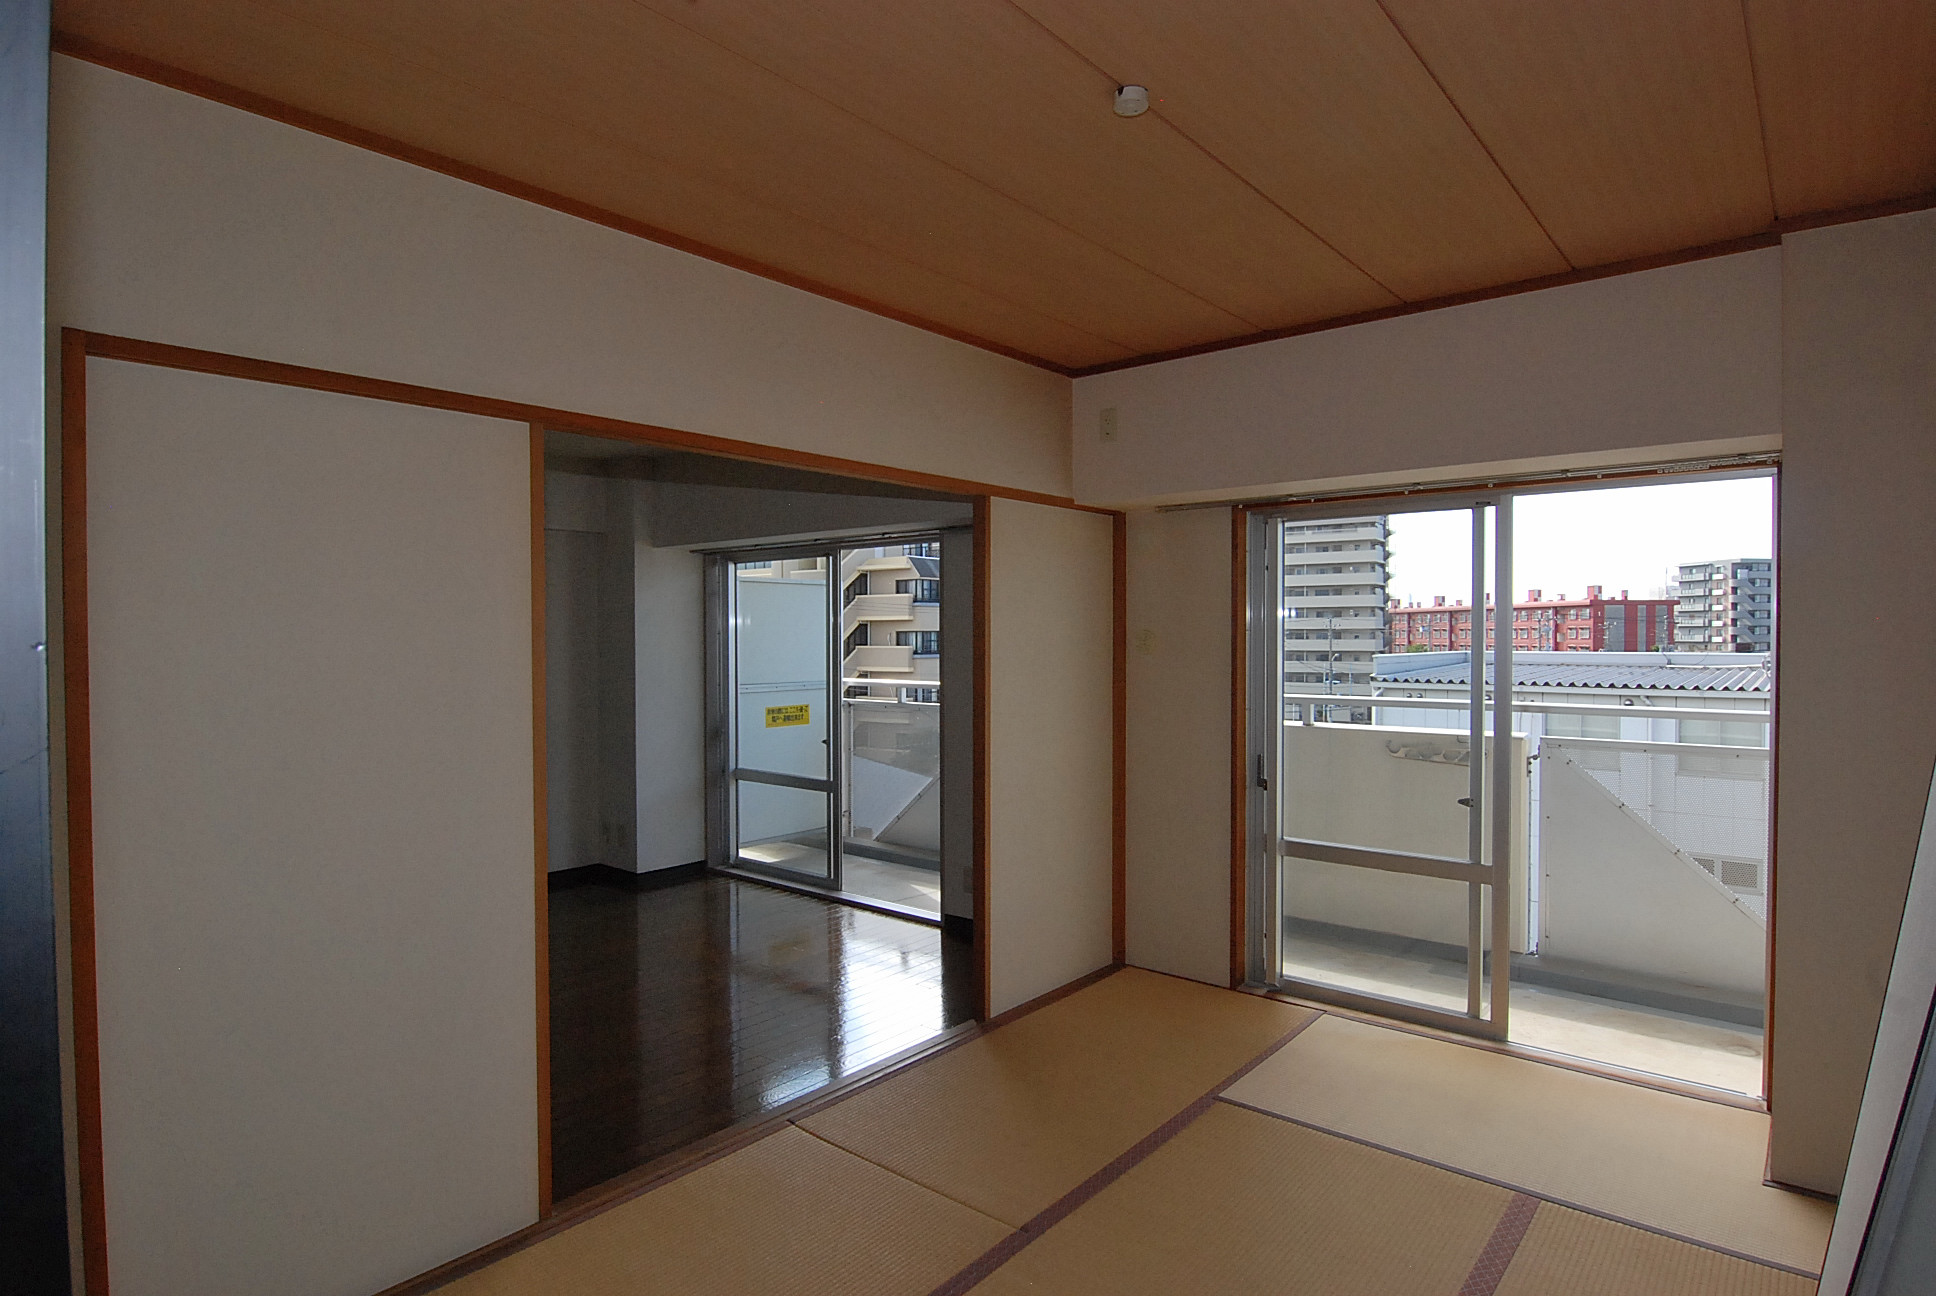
left=453, top=967, right=1832, bottom=1295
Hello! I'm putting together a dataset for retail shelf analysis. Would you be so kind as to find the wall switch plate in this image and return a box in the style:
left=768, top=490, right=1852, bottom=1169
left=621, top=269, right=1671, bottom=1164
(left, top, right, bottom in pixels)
left=1099, top=407, right=1119, bottom=441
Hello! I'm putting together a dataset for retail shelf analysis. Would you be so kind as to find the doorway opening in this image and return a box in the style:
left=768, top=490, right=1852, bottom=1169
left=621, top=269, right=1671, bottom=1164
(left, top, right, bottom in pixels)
left=540, top=430, right=978, bottom=1204
left=1248, top=470, right=1776, bottom=1097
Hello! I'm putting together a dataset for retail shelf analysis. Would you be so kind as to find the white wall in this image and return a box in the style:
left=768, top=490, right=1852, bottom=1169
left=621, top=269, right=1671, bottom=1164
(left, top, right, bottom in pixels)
left=84, top=362, right=536, bottom=1296
left=1124, top=508, right=1232, bottom=986
left=1774, top=208, right=1936, bottom=1192
left=648, top=481, right=973, bottom=548
left=1074, top=249, right=1782, bottom=509
left=985, top=499, right=1115, bottom=1014
left=48, top=56, right=1071, bottom=498
left=631, top=489, right=707, bottom=872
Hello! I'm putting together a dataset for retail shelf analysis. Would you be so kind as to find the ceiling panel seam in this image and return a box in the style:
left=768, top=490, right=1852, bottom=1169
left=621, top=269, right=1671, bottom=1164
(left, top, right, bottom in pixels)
left=1734, top=0, right=1784, bottom=222
left=1372, top=0, right=1575, bottom=272
left=178, top=4, right=1144, bottom=360
left=625, top=0, right=1269, bottom=334
left=998, top=0, right=1405, bottom=305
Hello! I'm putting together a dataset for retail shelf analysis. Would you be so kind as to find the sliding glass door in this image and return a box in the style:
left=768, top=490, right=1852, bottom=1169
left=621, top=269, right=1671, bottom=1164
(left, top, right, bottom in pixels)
left=710, top=536, right=950, bottom=921
left=1251, top=471, right=1779, bottom=1091
left=1253, top=497, right=1516, bottom=1038
left=725, top=552, right=838, bottom=885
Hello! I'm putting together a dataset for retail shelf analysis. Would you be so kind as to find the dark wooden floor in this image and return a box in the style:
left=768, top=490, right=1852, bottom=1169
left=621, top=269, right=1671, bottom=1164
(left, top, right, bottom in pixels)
left=547, top=872, right=975, bottom=1202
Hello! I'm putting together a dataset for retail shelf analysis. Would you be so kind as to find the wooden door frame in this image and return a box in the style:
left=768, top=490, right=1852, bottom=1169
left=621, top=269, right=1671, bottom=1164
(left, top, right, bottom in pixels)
left=58, top=327, right=1126, bottom=1292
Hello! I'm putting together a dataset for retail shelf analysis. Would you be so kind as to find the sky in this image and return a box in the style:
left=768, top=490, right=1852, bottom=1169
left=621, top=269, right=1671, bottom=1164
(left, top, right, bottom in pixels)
left=1383, top=476, right=1774, bottom=606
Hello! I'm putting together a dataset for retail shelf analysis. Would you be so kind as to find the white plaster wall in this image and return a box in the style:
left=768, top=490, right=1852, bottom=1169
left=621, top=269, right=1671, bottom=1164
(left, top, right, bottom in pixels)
left=1074, top=249, right=1783, bottom=509
left=47, top=57, right=1071, bottom=498
left=986, top=499, right=1115, bottom=1014
left=632, top=491, right=708, bottom=873
left=1774, top=208, right=1936, bottom=1192
left=1124, top=508, right=1232, bottom=987
left=84, top=362, right=536, bottom=1296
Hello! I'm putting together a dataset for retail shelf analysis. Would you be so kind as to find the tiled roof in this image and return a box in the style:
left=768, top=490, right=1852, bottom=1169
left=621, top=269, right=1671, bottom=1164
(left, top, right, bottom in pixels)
left=1374, top=658, right=1770, bottom=693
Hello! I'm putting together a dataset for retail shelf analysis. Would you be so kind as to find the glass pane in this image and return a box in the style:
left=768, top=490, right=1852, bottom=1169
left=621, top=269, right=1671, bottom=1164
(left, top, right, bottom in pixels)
left=735, top=780, right=831, bottom=882
left=1281, top=860, right=1483, bottom=1015
left=1504, top=477, right=1774, bottom=1095
left=838, top=541, right=944, bottom=914
left=842, top=693, right=941, bottom=913
left=734, top=558, right=828, bottom=780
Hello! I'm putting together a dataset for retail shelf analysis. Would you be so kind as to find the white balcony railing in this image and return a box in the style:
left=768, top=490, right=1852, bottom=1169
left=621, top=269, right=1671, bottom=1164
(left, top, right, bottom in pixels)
left=846, top=645, right=913, bottom=672
left=847, top=593, right=914, bottom=622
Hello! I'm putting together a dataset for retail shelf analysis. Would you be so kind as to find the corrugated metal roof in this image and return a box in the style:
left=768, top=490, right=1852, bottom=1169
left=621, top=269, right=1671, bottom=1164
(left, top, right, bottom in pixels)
left=1374, top=658, right=1770, bottom=692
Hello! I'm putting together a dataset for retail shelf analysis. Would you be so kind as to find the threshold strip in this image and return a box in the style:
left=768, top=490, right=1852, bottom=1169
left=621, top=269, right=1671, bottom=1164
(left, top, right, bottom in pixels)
left=1457, top=1194, right=1540, bottom=1296
left=1213, top=1095, right=1822, bottom=1280
left=924, top=1009, right=1325, bottom=1296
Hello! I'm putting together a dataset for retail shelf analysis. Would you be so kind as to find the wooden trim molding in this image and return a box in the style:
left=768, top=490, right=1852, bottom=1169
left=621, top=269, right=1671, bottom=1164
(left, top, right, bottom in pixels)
left=74, top=332, right=1102, bottom=513
left=49, top=32, right=1073, bottom=380
left=1228, top=507, right=1250, bottom=990
left=60, top=329, right=110, bottom=1296
left=528, top=426, right=552, bottom=1219
left=1111, top=512, right=1128, bottom=966
left=972, top=496, right=993, bottom=1021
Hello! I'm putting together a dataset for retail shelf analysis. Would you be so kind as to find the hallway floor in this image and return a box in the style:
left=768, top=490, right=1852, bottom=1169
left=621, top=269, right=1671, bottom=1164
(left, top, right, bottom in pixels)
left=457, top=967, right=1830, bottom=1295
left=547, top=872, right=975, bottom=1202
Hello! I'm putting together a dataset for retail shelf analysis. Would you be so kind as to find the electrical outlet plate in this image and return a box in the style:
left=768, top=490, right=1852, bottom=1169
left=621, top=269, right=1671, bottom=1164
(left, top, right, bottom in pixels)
left=1099, top=407, right=1119, bottom=441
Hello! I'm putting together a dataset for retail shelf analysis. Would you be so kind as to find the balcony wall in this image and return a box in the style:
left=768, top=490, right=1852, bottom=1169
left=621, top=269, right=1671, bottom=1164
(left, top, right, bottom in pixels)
left=846, top=644, right=913, bottom=673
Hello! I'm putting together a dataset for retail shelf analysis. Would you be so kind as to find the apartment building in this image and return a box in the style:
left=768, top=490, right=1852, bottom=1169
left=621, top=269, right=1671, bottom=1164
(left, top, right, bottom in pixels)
left=1676, top=558, right=1777, bottom=652
left=1282, top=516, right=1389, bottom=696
left=842, top=541, right=942, bottom=701
left=1390, top=586, right=1677, bottom=652
left=9, top=9, right=1936, bottom=1296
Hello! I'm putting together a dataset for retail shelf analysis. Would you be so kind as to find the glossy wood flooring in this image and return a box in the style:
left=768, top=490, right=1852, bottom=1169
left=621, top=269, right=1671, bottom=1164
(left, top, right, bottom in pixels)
left=548, top=872, right=975, bottom=1202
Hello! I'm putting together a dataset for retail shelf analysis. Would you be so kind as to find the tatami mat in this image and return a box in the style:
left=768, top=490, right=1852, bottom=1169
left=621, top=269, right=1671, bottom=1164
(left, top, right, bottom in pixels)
left=797, top=967, right=1314, bottom=1226
left=1495, top=1202, right=1821, bottom=1296
left=1222, top=1014, right=1834, bottom=1273
left=970, top=1102, right=1510, bottom=1296
left=438, top=1126, right=1009, bottom=1296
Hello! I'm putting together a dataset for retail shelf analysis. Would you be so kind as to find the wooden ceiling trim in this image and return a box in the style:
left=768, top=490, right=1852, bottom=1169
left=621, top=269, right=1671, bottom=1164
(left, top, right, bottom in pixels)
left=1742, top=0, right=1936, bottom=219
left=1011, top=0, right=1573, bottom=302
left=56, top=2, right=1247, bottom=360
left=1070, top=229, right=1785, bottom=379
left=50, top=33, right=1129, bottom=373
left=631, top=0, right=1399, bottom=331
left=1381, top=0, right=1775, bottom=269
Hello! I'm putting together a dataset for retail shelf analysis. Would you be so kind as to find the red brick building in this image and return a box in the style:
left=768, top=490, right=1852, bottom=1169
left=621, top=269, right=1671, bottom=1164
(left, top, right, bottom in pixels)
left=1388, top=586, right=1677, bottom=653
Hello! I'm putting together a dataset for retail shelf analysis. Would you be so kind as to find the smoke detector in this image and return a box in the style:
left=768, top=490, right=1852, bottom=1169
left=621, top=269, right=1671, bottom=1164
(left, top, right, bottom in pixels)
left=1114, top=85, right=1150, bottom=118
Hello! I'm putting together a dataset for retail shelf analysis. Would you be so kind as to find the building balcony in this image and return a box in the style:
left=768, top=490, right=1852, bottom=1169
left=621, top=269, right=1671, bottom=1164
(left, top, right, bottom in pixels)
left=845, top=645, right=913, bottom=673
left=846, top=593, right=914, bottom=622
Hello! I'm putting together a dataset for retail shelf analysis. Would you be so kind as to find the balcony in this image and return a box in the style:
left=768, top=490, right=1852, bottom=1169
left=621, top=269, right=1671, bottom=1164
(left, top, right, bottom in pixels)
left=846, top=593, right=914, bottom=622
left=845, top=644, right=913, bottom=672
left=1277, top=693, right=1769, bottom=1094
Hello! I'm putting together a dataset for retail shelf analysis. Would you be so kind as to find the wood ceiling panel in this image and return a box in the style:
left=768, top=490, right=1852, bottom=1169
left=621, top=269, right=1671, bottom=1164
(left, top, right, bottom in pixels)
left=627, top=0, right=1398, bottom=330
left=1744, top=0, right=1936, bottom=218
left=1011, top=0, right=1571, bottom=301
left=54, top=0, right=1242, bottom=364
left=1380, top=0, right=1774, bottom=269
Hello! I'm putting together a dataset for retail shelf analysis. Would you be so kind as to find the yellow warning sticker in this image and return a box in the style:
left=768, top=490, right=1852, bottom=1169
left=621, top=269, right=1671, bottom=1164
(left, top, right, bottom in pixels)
left=764, top=704, right=811, bottom=728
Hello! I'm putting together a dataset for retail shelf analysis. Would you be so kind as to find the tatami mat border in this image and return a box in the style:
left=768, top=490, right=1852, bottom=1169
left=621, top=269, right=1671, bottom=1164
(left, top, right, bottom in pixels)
left=1458, top=1194, right=1541, bottom=1296
left=1213, top=1093, right=1822, bottom=1280
left=924, top=1010, right=1325, bottom=1296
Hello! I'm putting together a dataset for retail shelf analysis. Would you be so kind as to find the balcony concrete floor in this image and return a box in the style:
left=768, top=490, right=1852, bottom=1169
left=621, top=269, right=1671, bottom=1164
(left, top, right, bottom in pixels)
left=1283, top=929, right=1763, bottom=1096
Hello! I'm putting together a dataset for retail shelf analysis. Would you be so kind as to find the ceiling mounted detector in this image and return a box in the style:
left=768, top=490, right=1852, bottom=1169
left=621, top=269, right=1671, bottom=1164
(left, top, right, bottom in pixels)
left=1113, top=85, right=1150, bottom=118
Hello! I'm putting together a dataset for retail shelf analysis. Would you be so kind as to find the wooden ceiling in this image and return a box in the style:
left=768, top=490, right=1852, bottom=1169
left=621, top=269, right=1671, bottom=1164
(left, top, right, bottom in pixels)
left=53, top=1, right=1936, bottom=373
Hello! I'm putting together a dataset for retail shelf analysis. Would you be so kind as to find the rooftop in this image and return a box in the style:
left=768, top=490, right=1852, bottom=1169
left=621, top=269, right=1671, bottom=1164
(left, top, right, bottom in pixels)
left=1373, top=650, right=1771, bottom=693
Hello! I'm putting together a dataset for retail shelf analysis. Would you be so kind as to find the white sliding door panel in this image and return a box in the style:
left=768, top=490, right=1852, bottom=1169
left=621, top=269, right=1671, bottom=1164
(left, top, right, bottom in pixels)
left=985, top=498, right=1115, bottom=1015
left=84, top=361, right=536, bottom=1296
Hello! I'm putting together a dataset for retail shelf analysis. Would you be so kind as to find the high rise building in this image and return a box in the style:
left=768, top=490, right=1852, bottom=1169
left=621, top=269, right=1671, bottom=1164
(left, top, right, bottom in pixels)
left=1282, top=516, right=1389, bottom=696
left=1674, top=559, right=1775, bottom=652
